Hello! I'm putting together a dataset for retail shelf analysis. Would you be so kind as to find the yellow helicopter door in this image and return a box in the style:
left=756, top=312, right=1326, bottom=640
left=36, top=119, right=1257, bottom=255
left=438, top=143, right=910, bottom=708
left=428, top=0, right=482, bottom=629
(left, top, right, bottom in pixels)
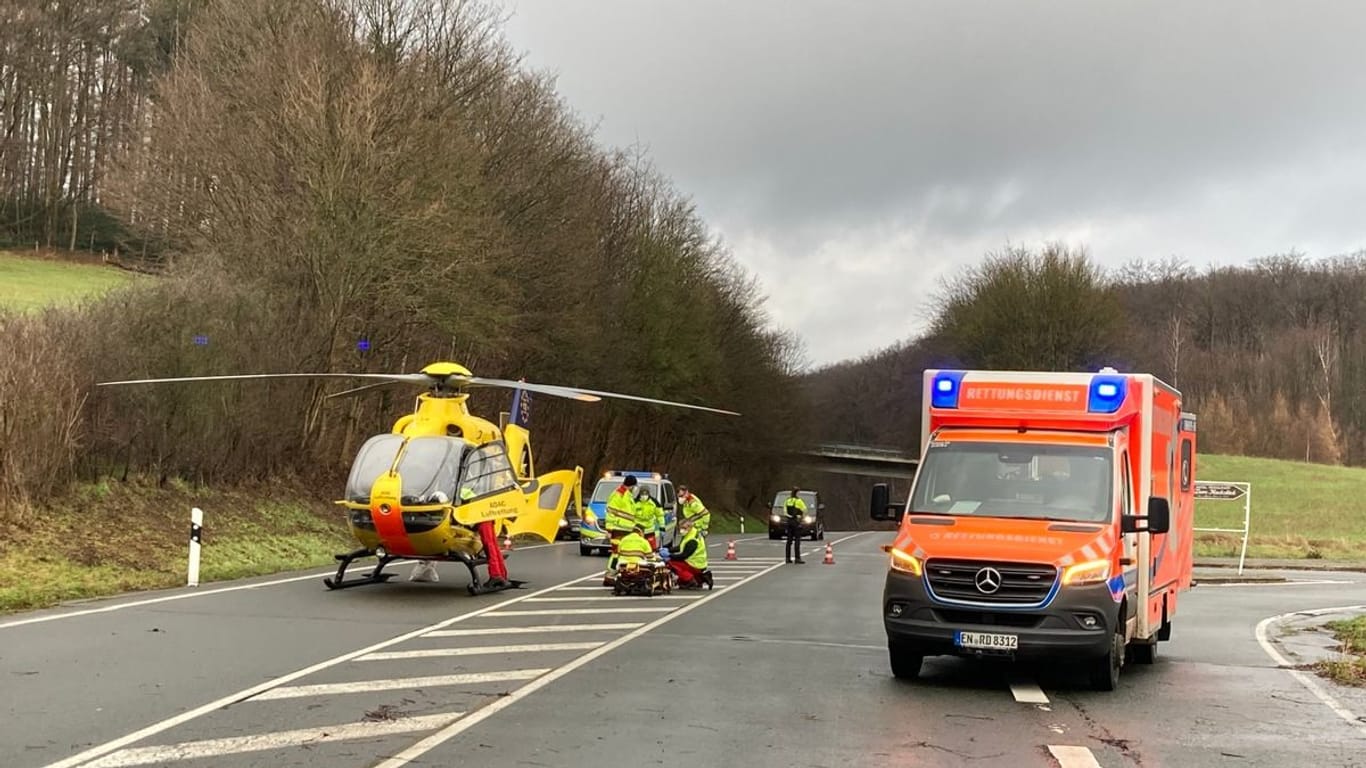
left=502, top=467, right=584, bottom=543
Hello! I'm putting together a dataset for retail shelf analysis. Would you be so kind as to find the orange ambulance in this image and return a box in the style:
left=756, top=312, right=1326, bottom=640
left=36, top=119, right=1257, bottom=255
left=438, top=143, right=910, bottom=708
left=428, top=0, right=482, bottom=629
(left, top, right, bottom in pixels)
left=871, top=368, right=1197, bottom=690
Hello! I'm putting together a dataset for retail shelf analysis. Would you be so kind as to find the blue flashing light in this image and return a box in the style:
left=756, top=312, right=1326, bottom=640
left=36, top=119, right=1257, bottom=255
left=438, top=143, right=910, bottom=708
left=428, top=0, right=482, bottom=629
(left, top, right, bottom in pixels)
left=357, top=338, right=370, bottom=352
left=192, top=334, right=208, bottom=346
left=1088, top=374, right=1128, bottom=413
left=930, top=371, right=966, bottom=409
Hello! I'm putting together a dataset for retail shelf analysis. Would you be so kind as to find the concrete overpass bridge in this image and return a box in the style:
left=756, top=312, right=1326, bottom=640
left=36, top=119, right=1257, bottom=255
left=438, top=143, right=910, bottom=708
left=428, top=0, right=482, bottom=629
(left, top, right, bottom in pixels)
left=785, top=442, right=919, bottom=480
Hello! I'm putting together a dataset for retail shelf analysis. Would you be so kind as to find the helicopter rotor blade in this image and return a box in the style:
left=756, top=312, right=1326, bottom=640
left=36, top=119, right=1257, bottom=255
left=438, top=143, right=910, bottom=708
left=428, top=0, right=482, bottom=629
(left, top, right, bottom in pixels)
left=324, top=380, right=407, bottom=399
left=95, top=373, right=431, bottom=387
left=467, top=377, right=740, bottom=416
left=465, top=377, right=601, bottom=402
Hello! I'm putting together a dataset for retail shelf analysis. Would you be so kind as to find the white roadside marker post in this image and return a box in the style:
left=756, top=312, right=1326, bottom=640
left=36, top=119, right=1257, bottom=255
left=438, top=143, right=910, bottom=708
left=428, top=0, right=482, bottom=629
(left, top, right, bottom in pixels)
left=188, top=507, right=203, bottom=587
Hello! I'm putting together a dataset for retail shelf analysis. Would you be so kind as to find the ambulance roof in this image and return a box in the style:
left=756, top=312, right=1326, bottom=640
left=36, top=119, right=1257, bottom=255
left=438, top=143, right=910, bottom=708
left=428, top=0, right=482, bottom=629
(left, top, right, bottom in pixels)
left=924, top=368, right=1165, bottom=431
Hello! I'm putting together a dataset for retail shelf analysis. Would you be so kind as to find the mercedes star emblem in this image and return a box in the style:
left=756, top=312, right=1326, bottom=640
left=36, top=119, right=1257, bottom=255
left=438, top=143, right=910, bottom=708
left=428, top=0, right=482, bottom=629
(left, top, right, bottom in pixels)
left=974, top=567, right=1002, bottom=594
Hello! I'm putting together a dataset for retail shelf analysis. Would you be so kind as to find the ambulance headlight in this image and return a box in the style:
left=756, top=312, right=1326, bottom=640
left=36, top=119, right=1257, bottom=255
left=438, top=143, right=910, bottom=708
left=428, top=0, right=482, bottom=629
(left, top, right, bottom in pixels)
left=1062, top=559, right=1111, bottom=586
left=803, top=515, right=814, bottom=523
left=771, top=514, right=781, bottom=523
left=889, top=548, right=923, bottom=576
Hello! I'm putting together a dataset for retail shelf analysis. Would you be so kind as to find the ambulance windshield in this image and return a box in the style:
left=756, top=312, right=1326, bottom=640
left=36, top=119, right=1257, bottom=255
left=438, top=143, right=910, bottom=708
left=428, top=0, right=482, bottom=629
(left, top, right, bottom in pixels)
left=909, top=441, right=1113, bottom=523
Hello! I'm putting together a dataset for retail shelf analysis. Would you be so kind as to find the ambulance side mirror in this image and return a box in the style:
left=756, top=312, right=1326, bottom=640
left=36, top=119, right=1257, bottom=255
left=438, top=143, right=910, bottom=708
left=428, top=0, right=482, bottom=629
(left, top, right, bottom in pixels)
left=1121, top=496, right=1170, bottom=534
left=1146, top=497, right=1171, bottom=534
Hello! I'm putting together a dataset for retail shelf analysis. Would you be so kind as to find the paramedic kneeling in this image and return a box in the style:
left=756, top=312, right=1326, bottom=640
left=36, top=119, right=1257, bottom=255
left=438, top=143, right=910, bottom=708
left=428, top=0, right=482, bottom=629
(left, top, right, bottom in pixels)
left=668, top=518, right=713, bottom=589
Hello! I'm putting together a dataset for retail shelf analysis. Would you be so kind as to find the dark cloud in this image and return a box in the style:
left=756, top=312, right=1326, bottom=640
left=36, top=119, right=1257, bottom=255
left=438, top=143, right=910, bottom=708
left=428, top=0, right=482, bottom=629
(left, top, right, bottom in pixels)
left=499, top=0, right=1366, bottom=366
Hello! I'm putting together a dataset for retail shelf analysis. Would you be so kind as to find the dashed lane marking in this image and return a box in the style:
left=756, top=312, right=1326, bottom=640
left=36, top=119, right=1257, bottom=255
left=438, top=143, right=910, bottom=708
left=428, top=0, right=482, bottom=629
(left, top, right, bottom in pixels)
left=250, top=669, right=548, bottom=700
left=80, top=712, right=467, bottom=768
left=1047, top=745, right=1102, bottom=767
left=524, top=595, right=705, bottom=602
left=1010, top=682, right=1050, bottom=704
left=372, top=531, right=875, bottom=768
left=424, top=623, right=643, bottom=637
left=40, top=569, right=596, bottom=768
left=358, top=642, right=604, bottom=661
left=485, top=607, right=675, bottom=616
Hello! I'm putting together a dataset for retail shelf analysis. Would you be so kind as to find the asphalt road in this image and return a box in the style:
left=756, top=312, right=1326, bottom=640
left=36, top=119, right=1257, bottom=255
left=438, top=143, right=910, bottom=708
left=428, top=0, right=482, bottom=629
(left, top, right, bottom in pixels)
left=2, top=533, right=1364, bottom=768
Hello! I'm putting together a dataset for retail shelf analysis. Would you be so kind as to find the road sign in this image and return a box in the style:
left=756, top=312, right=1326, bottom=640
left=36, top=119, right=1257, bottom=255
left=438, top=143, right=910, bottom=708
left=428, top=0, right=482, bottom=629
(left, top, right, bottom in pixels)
left=1194, top=481, right=1246, bottom=501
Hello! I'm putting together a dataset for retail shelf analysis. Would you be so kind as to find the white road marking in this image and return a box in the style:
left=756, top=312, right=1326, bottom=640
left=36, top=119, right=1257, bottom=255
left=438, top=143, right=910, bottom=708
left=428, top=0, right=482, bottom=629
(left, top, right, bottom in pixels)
left=1201, top=580, right=1356, bottom=588
left=1047, top=745, right=1102, bottom=767
left=251, top=669, right=548, bottom=700
left=1255, top=604, right=1366, bottom=737
left=0, top=542, right=574, bottom=631
left=486, top=607, right=675, bottom=616
left=41, top=569, right=598, bottom=768
left=373, top=531, right=875, bottom=768
left=358, top=642, right=603, bottom=661
left=524, top=595, right=704, bottom=602
left=81, top=712, right=466, bottom=768
left=0, top=571, right=331, bottom=630
left=424, top=623, right=643, bottom=637
left=1010, top=682, right=1049, bottom=704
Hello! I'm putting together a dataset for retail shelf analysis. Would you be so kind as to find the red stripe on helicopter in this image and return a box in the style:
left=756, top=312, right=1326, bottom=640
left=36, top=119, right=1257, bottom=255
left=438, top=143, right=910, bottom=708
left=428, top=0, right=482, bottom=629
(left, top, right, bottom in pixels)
left=370, top=503, right=418, bottom=557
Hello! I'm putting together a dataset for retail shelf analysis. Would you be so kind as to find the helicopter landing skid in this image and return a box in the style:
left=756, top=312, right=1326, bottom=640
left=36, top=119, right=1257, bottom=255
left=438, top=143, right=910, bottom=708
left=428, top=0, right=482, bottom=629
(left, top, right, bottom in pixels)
left=452, top=551, right=528, bottom=596
left=323, top=548, right=399, bottom=590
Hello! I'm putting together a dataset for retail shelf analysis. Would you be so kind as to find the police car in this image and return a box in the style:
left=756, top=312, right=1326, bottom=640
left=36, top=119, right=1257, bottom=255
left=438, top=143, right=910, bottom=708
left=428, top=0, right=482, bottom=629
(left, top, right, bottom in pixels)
left=578, top=470, right=680, bottom=556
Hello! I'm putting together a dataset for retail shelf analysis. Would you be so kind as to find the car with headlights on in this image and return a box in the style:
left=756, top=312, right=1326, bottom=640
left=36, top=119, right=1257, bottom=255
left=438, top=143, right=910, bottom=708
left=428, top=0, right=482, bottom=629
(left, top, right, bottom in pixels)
left=768, top=489, right=824, bottom=540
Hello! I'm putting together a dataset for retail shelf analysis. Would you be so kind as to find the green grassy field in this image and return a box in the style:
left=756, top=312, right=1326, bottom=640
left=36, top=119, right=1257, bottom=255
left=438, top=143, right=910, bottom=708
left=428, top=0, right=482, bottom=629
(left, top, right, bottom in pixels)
left=1194, top=454, right=1366, bottom=560
left=0, top=249, right=138, bottom=311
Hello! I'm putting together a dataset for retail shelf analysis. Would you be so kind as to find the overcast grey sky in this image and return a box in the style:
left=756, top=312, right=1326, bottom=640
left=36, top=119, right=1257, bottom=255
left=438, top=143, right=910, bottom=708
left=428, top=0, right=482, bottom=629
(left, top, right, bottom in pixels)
left=496, top=1, right=1366, bottom=369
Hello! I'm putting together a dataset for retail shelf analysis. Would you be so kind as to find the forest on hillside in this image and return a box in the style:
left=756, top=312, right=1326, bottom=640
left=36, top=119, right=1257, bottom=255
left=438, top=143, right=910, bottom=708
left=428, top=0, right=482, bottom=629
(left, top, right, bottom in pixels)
left=4, top=1, right=1362, bottom=530
left=805, top=246, right=1364, bottom=467
left=0, top=0, right=807, bottom=519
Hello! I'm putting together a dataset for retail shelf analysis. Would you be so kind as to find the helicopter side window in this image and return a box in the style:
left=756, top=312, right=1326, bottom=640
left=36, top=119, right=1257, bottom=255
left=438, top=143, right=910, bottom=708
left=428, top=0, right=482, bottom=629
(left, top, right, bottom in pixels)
left=461, top=442, right=519, bottom=499
left=345, top=434, right=405, bottom=503
left=394, top=436, right=466, bottom=505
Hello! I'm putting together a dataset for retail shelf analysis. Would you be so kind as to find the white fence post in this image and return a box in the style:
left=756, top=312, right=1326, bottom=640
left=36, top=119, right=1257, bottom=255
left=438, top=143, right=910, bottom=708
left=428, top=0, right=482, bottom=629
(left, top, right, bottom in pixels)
left=1193, top=481, right=1251, bottom=576
left=740, top=514, right=744, bottom=534
left=188, top=507, right=203, bottom=587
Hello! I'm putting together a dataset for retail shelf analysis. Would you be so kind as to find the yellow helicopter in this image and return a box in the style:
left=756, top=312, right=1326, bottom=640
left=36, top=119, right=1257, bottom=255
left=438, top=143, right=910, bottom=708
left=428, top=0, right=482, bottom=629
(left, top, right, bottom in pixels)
left=95, top=362, right=739, bottom=595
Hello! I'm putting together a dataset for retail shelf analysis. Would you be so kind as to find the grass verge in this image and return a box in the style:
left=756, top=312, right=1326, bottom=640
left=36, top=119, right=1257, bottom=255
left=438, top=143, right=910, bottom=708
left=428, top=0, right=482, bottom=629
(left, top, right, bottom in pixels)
left=1194, top=454, right=1366, bottom=561
left=0, top=476, right=352, bottom=614
left=1311, top=615, right=1366, bottom=687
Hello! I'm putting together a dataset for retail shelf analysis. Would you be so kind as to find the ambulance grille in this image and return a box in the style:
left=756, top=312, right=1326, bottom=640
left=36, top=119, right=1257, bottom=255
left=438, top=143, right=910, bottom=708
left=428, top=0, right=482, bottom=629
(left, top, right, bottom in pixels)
left=924, top=559, right=1057, bottom=605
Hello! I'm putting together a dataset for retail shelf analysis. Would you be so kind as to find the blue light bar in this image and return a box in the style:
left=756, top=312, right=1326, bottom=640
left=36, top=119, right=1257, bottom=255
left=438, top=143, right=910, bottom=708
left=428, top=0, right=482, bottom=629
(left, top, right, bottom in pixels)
left=931, top=371, right=966, bottom=409
left=1088, top=374, right=1127, bottom=413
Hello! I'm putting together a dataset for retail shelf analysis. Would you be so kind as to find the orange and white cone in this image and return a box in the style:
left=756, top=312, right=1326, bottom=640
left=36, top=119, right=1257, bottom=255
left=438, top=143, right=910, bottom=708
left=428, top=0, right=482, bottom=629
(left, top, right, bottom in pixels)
left=502, top=531, right=514, bottom=553
left=823, top=543, right=835, bottom=565
left=725, top=540, right=737, bottom=561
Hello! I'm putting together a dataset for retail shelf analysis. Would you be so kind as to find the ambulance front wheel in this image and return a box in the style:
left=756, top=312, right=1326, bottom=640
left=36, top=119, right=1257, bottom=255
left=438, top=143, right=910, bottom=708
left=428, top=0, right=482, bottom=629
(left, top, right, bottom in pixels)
left=1090, top=625, right=1124, bottom=691
left=888, top=640, right=924, bottom=680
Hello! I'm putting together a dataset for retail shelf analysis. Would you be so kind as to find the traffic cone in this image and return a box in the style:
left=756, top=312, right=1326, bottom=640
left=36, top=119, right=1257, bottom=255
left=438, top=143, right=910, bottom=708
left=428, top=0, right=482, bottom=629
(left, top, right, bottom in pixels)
left=823, top=543, right=835, bottom=565
left=502, top=531, right=514, bottom=552
left=725, top=540, right=737, bottom=560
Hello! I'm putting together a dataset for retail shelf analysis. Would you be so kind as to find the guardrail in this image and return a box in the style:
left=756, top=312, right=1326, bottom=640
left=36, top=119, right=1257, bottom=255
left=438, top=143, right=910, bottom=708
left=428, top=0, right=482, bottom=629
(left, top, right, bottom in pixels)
left=1193, top=480, right=1251, bottom=575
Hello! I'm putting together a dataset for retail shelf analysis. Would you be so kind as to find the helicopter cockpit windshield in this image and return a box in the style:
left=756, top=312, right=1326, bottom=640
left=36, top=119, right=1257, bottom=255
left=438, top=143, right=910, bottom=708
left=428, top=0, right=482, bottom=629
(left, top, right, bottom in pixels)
left=343, top=434, right=467, bottom=505
left=395, top=437, right=465, bottom=505
left=345, top=434, right=404, bottom=503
